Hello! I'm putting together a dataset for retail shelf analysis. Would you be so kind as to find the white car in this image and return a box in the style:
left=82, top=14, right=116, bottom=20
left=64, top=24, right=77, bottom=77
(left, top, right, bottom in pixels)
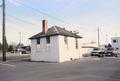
left=91, top=47, right=105, bottom=57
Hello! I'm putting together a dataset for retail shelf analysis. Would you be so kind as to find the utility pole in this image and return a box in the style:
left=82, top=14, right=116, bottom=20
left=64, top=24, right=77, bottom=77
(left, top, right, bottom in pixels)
left=2, top=0, right=6, bottom=61
left=19, top=32, right=21, bottom=45
left=97, top=27, right=100, bottom=47
left=106, top=34, right=108, bottom=45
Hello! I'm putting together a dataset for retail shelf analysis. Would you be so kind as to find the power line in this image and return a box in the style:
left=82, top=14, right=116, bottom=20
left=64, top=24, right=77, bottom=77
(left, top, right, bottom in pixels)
left=6, top=0, right=88, bottom=33
left=7, top=14, right=40, bottom=27
left=12, top=0, right=69, bottom=24
left=6, top=0, right=82, bottom=30
left=2, top=13, right=42, bottom=32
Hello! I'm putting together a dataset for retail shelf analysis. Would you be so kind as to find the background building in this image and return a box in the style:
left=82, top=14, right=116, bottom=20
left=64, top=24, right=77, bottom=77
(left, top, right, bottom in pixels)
left=111, top=37, right=120, bottom=51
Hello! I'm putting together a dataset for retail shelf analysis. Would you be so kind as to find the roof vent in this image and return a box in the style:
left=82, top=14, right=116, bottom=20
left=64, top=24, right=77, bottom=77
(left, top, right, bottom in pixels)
left=54, top=26, right=59, bottom=33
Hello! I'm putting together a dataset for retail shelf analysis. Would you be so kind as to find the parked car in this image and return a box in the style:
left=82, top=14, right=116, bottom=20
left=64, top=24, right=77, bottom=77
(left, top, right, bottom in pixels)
left=105, top=47, right=117, bottom=57
left=10, top=51, right=15, bottom=53
left=21, top=49, right=30, bottom=54
left=91, top=47, right=105, bottom=57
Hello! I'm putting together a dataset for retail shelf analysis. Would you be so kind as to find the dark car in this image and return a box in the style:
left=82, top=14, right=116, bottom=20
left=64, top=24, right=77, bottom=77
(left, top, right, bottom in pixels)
left=105, top=48, right=117, bottom=57
left=21, top=49, right=27, bottom=54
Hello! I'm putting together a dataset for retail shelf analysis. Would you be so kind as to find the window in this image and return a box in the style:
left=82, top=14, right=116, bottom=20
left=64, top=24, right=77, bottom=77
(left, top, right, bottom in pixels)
left=37, top=38, right=40, bottom=44
left=75, top=38, right=78, bottom=49
left=116, top=48, right=119, bottom=50
left=64, top=36, right=69, bottom=49
left=36, top=45, right=40, bottom=52
left=64, top=36, right=68, bottom=44
left=113, top=39, right=117, bottom=43
left=46, top=36, right=50, bottom=44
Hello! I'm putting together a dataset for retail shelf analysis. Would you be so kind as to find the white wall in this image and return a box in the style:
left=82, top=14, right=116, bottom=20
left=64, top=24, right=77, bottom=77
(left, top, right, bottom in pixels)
left=58, top=36, right=82, bottom=62
left=31, top=35, right=82, bottom=63
left=31, top=36, right=59, bottom=62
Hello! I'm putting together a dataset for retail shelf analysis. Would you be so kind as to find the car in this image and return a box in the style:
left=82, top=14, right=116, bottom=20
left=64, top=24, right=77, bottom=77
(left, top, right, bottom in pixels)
left=105, top=47, right=118, bottom=57
left=21, top=49, right=30, bottom=54
left=91, top=47, right=105, bottom=57
left=10, top=51, right=15, bottom=53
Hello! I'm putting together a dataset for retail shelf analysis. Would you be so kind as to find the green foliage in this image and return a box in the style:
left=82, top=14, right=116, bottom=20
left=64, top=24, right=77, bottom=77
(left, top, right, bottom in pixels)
left=0, top=42, right=2, bottom=51
left=4, top=36, right=8, bottom=50
left=8, top=45, right=14, bottom=52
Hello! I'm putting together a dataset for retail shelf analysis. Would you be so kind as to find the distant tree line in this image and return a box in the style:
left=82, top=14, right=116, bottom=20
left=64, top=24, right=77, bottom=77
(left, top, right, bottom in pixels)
left=0, top=41, right=25, bottom=52
left=0, top=41, right=9, bottom=52
left=0, top=36, right=9, bottom=52
left=0, top=36, right=30, bottom=53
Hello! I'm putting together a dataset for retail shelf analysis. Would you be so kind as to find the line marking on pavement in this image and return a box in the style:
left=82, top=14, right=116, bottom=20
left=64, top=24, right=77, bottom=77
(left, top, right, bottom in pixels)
left=0, top=63, right=16, bottom=67
left=80, top=57, right=102, bottom=61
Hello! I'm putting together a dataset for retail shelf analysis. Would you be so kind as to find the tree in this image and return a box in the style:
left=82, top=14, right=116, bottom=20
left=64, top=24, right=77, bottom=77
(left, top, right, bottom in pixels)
left=107, top=43, right=112, bottom=48
left=16, top=43, right=24, bottom=49
left=4, top=36, right=8, bottom=51
left=0, top=42, right=2, bottom=51
left=8, top=45, right=14, bottom=52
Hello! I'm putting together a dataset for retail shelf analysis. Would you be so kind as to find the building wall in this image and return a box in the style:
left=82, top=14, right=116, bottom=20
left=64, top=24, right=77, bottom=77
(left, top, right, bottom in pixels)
left=111, top=37, right=120, bottom=49
left=58, top=35, right=82, bottom=62
left=31, top=35, right=82, bottom=63
left=81, top=48, right=93, bottom=55
left=31, top=36, right=59, bottom=62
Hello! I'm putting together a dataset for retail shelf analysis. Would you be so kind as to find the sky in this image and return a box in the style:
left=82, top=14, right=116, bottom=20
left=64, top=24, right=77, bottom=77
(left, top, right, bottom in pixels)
left=0, top=0, right=120, bottom=45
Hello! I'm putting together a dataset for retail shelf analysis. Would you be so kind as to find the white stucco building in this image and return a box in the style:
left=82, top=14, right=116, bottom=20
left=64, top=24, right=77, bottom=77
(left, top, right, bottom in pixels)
left=111, top=37, right=120, bottom=50
left=29, top=20, right=82, bottom=63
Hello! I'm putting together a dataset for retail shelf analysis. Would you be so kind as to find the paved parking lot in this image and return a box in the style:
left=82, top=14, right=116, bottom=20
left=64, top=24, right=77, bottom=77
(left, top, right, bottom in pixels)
left=0, top=54, right=120, bottom=81
left=0, top=52, right=30, bottom=62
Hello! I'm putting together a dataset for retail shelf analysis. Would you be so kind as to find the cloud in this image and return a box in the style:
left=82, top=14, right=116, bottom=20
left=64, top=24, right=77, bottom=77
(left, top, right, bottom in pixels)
left=7, top=0, right=23, bottom=6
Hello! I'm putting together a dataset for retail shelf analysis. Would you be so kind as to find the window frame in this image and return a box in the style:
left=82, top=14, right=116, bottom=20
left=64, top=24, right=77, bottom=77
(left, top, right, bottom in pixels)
left=64, top=36, right=68, bottom=44
left=75, top=38, right=78, bottom=49
left=37, top=38, right=40, bottom=44
left=46, top=36, right=50, bottom=44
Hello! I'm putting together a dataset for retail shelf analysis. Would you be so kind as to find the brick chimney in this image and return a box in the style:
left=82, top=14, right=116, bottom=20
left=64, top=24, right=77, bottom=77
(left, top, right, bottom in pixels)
left=42, top=20, right=48, bottom=33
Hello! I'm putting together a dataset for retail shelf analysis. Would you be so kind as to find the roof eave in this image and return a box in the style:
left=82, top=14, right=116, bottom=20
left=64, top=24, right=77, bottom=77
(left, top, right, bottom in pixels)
left=29, top=33, right=60, bottom=39
left=29, top=34, right=83, bottom=40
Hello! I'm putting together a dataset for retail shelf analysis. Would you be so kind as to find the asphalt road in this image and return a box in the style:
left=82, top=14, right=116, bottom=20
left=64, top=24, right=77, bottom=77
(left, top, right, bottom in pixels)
left=0, top=56, right=120, bottom=81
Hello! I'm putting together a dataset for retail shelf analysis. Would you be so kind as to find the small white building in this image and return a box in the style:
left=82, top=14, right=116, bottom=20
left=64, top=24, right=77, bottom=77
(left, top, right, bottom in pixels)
left=111, top=37, right=120, bottom=50
left=29, top=20, right=82, bottom=63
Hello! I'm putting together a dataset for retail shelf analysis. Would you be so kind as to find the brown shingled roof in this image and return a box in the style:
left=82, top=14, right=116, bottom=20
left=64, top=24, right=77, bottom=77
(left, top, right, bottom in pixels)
left=29, top=26, right=82, bottom=39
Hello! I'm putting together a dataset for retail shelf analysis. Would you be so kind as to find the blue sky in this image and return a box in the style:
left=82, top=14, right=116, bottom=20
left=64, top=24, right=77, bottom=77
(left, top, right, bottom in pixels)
left=0, top=0, right=120, bottom=45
